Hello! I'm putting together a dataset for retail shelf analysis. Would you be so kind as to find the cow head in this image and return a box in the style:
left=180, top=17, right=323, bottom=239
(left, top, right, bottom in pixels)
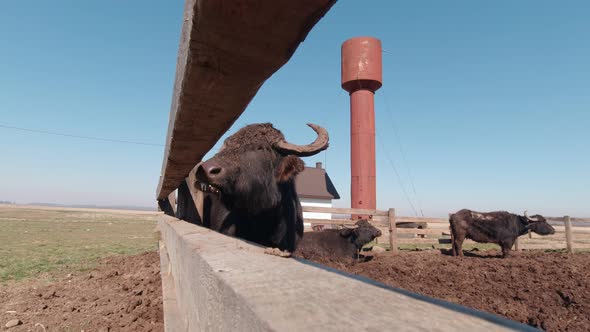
left=195, top=123, right=328, bottom=214
left=340, top=219, right=383, bottom=249
left=523, top=211, right=555, bottom=235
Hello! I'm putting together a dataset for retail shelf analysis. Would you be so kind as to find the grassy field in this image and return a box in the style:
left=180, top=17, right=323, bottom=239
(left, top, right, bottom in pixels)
left=0, top=205, right=160, bottom=282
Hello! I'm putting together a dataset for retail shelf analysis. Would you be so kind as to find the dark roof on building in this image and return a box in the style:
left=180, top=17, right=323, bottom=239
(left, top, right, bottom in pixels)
left=295, top=162, right=340, bottom=200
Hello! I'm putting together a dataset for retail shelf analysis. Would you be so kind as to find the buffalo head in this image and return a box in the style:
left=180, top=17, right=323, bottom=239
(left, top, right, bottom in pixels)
left=340, top=219, right=383, bottom=249
left=195, top=123, right=328, bottom=214
left=523, top=211, right=555, bottom=235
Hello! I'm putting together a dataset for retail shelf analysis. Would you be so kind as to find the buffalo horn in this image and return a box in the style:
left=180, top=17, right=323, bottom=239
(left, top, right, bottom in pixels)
left=524, top=210, right=539, bottom=222
left=274, top=123, right=329, bottom=157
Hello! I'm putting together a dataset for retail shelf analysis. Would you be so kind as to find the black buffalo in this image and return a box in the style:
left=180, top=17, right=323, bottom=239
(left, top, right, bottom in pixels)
left=194, top=123, right=328, bottom=252
left=294, top=220, right=383, bottom=260
left=449, top=209, right=555, bottom=257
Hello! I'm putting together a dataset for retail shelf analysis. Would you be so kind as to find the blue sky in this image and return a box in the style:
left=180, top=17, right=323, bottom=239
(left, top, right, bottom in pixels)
left=0, top=1, right=588, bottom=217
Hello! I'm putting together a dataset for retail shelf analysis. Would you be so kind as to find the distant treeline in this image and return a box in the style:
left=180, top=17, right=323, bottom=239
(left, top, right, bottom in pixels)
left=0, top=201, right=15, bottom=205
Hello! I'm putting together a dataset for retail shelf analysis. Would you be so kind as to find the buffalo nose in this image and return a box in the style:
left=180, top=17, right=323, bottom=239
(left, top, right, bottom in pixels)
left=200, top=161, right=224, bottom=179
left=207, top=165, right=222, bottom=176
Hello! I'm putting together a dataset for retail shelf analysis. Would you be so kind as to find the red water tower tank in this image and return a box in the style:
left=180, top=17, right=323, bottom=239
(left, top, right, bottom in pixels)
left=341, top=37, right=382, bottom=215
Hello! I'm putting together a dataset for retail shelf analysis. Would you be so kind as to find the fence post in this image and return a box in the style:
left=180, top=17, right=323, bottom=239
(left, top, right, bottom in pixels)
left=564, top=215, right=574, bottom=254
left=388, top=208, right=397, bottom=253
left=514, top=237, right=520, bottom=251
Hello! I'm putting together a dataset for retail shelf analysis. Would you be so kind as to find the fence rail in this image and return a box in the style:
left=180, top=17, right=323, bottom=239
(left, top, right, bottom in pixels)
left=302, top=206, right=590, bottom=253
left=547, top=216, right=590, bottom=223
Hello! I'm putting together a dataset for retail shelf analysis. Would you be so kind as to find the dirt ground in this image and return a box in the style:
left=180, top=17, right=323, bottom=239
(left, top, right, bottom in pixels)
left=0, top=251, right=163, bottom=332
left=2, top=248, right=589, bottom=331
left=299, top=249, right=590, bottom=332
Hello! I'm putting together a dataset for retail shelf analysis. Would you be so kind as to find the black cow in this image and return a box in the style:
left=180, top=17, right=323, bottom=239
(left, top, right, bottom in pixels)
left=449, top=209, right=555, bottom=257
left=294, top=220, right=383, bottom=260
left=194, top=123, right=328, bottom=252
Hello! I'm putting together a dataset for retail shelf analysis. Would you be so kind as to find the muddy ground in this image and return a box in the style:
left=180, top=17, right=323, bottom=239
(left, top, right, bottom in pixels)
left=0, top=252, right=163, bottom=332
left=2, top=249, right=589, bottom=331
left=297, top=249, right=590, bottom=331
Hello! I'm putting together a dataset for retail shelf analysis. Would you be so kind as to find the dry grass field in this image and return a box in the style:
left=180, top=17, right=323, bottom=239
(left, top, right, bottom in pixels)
left=0, top=205, right=160, bottom=282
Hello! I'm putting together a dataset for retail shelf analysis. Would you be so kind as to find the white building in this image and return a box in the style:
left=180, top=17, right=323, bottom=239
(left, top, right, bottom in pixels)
left=295, top=162, right=340, bottom=230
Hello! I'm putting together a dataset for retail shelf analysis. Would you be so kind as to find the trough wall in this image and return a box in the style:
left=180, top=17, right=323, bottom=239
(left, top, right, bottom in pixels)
left=157, top=214, right=537, bottom=331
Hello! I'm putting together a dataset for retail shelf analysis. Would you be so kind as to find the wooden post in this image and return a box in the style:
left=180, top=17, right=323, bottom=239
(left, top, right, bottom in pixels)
left=157, top=198, right=175, bottom=217
left=388, top=208, right=397, bottom=253
left=528, top=229, right=532, bottom=239
left=168, top=190, right=177, bottom=215
left=564, top=215, right=574, bottom=253
left=176, top=179, right=202, bottom=225
left=514, top=237, right=520, bottom=251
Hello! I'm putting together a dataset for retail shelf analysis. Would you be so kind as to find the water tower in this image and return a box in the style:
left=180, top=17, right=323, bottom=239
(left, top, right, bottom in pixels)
left=341, top=37, right=382, bottom=214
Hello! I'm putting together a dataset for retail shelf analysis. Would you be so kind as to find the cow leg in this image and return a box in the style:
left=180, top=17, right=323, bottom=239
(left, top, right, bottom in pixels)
left=450, top=225, right=457, bottom=256
left=453, top=234, right=465, bottom=257
left=500, top=241, right=512, bottom=258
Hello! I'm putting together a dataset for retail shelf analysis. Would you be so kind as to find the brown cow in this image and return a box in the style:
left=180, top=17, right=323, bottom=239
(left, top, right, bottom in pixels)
left=449, top=209, right=555, bottom=257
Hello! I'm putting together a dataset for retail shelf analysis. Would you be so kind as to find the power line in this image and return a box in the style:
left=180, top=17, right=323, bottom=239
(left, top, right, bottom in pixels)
left=376, top=129, right=419, bottom=216
left=380, top=92, right=425, bottom=216
left=0, top=123, right=164, bottom=147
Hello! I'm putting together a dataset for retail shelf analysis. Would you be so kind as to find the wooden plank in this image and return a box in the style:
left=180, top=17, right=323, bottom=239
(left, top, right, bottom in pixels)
left=564, top=216, right=574, bottom=253
left=302, top=206, right=389, bottom=216
left=158, top=215, right=534, bottom=331
left=396, top=228, right=447, bottom=236
left=547, top=216, right=590, bottom=223
left=397, top=217, right=449, bottom=223
left=397, top=238, right=441, bottom=245
left=156, top=0, right=337, bottom=199
left=388, top=208, right=397, bottom=254
left=305, top=218, right=389, bottom=228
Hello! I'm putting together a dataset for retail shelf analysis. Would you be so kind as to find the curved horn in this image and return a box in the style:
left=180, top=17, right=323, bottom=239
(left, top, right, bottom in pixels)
left=524, top=210, right=539, bottom=222
left=274, top=123, right=329, bottom=157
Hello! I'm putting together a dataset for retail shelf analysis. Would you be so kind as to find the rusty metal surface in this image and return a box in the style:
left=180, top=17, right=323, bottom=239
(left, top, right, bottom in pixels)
left=157, top=0, right=337, bottom=200
left=342, top=37, right=382, bottom=212
left=341, top=36, right=383, bottom=93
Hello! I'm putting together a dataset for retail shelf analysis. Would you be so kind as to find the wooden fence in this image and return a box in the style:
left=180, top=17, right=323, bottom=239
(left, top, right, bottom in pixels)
left=303, top=206, right=590, bottom=254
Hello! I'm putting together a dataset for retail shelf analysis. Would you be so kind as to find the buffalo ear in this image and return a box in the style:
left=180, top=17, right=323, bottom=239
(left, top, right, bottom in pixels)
left=276, top=155, right=304, bottom=183
left=340, top=228, right=353, bottom=237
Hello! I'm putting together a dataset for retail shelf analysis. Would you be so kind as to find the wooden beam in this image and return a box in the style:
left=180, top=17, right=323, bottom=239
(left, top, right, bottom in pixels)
left=305, top=218, right=389, bottom=228
left=157, top=0, right=337, bottom=199
left=302, top=205, right=389, bottom=216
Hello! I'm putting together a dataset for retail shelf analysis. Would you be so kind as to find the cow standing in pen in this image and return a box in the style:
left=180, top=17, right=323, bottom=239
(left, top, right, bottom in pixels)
left=194, top=123, right=329, bottom=252
left=449, top=209, right=555, bottom=258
